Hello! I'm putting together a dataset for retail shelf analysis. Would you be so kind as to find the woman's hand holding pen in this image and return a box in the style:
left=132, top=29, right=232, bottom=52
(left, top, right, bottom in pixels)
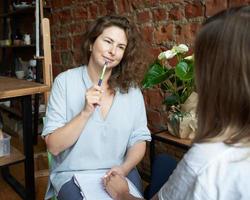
left=84, top=85, right=103, bottom=114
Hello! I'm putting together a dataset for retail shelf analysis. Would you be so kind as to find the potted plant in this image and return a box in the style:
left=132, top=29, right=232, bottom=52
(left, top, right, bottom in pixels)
left=143, top=44, right=197, bottom=139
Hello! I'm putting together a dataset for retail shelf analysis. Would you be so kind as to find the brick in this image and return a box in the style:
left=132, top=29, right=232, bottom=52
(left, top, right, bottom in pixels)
left=169, top=7, right=183, bottom=20
left=147, top=110, right=163, bottom=129
left=104, top=0, right=116, bottom=14
left=131, top=0, right=144, bottom=10
left=52, top=0, right=62, bottom=8
left=61, top=51, right=73, bottom=68
left=51, top=26, right=62, bottom=39
left=117, top=0, right=131, bottom=14
left=52, top=51, right=61, bottom=65
left=145, top=89, right=164, bottom=110
left=154, top=23, right=175, bottom=44
left=55, top=37, right=69, bottom=51
left=137, top=10, right=151, bottom=23
left=72, top=7, right=87, bottom=20
left=62, top=0, right=72, bottom=7
left=70, top=23, right=86, bottom=35
left=229, top=0, right=250, bottom=7
left=98, top=3, right=108, bottom=16
left=149, top=47, right=162, bottom=58
left=72, top=35, right=84, bottom=50
left=205, top=0, right=228, bottom=17
left=87, top=3, right=98, bottom=20
left=185, top=2, right=203, bottom=18
left=73, top=51, right=83, bottom=66
left=60, top=25, right=73, bottom=37
left=175, top=23, right=201, bottom=44
left=50, top=12, right=60, bottom=25
left=161, top=111, right=170, bottom=126
left=52, top=65, right=62, bottom=77
left=144, top=0, right=159, bottom=7
left=140, top=25, right=154, bottom=43
left=152, top=8, right=167, bottom=21
left=167, top=56, right=178, bottom=68
left=58, top=9, right=72, bottom=24
left=159, top=0, right=182, bottom=3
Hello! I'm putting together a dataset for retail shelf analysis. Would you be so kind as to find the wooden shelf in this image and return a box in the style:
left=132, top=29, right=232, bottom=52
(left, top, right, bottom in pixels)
left=0, top=104, right=22, bottom=118
left=0, top=44, right=36, bottom=48
left=0, top=146, right=25, bottom=167
left=0, top=76, right=49, bottom=100
left=154, top=131, right=192, bottom=148
left=0, top=101, right=46, bottom=120
left=0, top=6, right=51, bottom=18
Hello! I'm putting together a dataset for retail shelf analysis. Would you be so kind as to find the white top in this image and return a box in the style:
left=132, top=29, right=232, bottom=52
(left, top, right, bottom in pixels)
left=42, top=66, right=151, bottom=199
left=158, top=142, right=250, bottom=200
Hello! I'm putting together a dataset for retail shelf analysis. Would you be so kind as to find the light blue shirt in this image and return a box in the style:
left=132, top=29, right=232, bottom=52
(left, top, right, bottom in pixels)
left=42, top=66, right=151, bottom=199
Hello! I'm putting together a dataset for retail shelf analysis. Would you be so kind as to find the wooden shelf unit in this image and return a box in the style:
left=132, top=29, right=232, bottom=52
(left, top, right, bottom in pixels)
left=0, top=6, right=51, bottom=18
left=0, top=146, right=25, bottom=166
left=0, top=44, right=36, bottom=48
left=0, top=76, right=50, bottom=200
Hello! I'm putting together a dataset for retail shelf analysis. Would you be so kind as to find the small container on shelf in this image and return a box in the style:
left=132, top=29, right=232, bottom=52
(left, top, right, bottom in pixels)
left=0, top=112, right=11, bottom=157
left=15, top=70, right=25, bottom=79
left=23, top=34, right=31, bottom=45
left=0, top=132, right=11, bottom=157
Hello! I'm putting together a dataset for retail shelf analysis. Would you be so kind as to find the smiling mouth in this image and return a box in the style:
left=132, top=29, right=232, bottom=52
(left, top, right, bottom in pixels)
left=103, top=57, right=114, bottom=63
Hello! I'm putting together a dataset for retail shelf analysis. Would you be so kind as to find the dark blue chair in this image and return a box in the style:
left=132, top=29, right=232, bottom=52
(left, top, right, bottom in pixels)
left=144, top=154, right=177, bottom=199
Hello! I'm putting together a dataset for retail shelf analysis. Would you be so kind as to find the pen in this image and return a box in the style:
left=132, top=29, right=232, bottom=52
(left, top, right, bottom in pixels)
left=98, top=61, right=108, bottom=86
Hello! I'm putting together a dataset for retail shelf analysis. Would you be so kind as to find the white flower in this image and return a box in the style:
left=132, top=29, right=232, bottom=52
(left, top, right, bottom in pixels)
left=158, top=50, right=177, bottom=60
left=184, top=55, right=194, bottom=60
left=158, top=44, right=189, bottom=61
left=173, top=44, right=189, bottom=54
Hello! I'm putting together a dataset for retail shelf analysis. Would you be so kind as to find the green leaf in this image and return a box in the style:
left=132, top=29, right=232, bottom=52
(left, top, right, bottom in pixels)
left=163, top=94, right=180, bottom=106
left=142, top=61, right=174, bottom=88
left=175, top=61, right=194, bottom=81
left=160, top=83, right=171, bottom=91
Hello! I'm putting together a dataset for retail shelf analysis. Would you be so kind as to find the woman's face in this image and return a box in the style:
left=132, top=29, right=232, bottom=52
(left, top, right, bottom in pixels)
left=89, top=26, right=128, bottom=69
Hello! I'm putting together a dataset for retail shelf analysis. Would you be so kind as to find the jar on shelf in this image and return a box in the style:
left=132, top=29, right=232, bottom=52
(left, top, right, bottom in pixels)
left=23, top=34, right=31, bottom=45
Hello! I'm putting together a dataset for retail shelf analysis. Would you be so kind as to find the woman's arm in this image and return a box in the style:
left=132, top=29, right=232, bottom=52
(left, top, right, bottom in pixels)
left=45, top=110, right=91, bottom=156
left=106, top=141, right=146, bottom=176
left=121, top=141, right=146, bottom=175
left=45, top=85, right=103, bottom=156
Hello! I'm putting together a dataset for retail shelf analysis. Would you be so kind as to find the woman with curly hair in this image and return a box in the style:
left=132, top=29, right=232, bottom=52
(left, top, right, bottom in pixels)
left=42, top=15, right=151, bottom=200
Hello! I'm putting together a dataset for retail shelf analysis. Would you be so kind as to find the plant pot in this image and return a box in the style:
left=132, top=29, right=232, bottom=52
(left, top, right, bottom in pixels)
left=167, top=110, right=197, bottom=139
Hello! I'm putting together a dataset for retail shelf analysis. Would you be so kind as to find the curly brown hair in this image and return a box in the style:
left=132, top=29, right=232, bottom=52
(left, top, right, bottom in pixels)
left=82, top=15, right=150, bottom=93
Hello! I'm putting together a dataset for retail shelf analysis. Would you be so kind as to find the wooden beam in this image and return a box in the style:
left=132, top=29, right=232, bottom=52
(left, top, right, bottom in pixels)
left=41, top=18, right=53, bottom=105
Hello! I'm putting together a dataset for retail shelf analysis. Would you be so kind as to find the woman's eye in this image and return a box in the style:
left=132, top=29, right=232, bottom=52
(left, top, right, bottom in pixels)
left=104, top=40, right=112, bottom=44
left=119, top=46, right=125, bottom=50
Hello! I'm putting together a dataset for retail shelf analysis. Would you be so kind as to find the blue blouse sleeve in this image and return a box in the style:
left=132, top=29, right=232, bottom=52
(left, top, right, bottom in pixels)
left=42, top=73, right=67, bottom=137
left=127, top=89, right=151, bottom=148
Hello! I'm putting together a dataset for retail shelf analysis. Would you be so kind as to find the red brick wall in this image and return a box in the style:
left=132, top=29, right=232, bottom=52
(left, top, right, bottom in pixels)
left=48, top=0, right=250, bottom=131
